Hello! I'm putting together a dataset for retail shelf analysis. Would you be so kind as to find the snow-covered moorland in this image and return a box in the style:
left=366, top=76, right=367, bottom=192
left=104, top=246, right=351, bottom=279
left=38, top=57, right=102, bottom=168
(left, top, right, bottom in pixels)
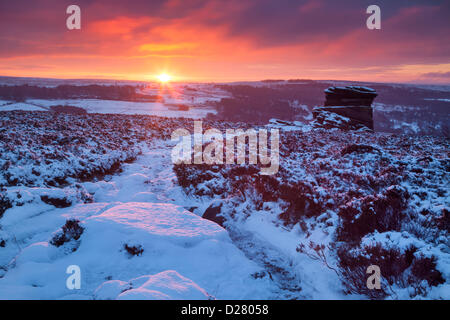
left=0, top=111, right=275, bottom=299
left=174, top=127, right=450, bottom=299
left=0, top=110, right=448, bottom=300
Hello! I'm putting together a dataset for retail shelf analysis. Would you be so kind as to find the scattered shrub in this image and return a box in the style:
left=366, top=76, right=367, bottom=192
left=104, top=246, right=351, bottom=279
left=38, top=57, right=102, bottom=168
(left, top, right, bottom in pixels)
left=202, top=202, right=225, bottom=227
left=49, top=105, right=87, bottom=115
left=124, top=244, right=144, bottom=256
left=0, top=186, right=13, bottom=218
left=337, top=243, right=444, bottom=299
left=337, top=185, right=409, bottom=241
left=50, top=219, right=84, bottom=247
left=40, top=195, right=72, bottom=208
left=251, top=271, right=267, bottom=279
left=0, top=111, right=191, bottom=188
left=0, top=194, right=12, bottom=219
left=411, top=255, right=445, bottom=287
left=341, top=144, right=381, bottom=156
left=436, top=208, right=449, bottom=232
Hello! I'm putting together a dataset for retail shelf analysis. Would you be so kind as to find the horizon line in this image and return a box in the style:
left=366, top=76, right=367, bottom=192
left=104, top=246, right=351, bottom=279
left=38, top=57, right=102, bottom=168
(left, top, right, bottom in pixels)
left=0, top=75, right=449, bottom=87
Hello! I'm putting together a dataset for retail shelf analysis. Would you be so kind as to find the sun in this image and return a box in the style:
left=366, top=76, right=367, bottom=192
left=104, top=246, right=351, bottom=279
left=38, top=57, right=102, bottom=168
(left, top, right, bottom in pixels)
left=157, top=73, right=171, bottom=83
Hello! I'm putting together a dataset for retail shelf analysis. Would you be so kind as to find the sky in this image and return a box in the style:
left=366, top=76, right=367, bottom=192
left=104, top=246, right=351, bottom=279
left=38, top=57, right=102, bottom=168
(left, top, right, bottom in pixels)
left=0, top=0, right=449, bottom=83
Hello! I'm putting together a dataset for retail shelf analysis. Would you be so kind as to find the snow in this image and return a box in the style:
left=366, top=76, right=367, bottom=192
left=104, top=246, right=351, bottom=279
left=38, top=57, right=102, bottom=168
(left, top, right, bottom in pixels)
left=173, top=126, right=449, bottom=299
left=0, top=102, right=45, bottom=111
left=2, top=99, right=215, bottom=119
left=424, top=98, right=450, bottom=102
left=1, top=80, right=449, bottom=300
left=230, top=203, right=344, bottom=299
left=0, top=200, right=274, bottom=299
left=267, top=118, right=311, bottom=132
left=95, top=271, right=211, bottom=300
left=86, top=202, right=226, bottom=242
left=0, top=140, right=275, bottom=300
left=0, top=83, right=228, bottom=118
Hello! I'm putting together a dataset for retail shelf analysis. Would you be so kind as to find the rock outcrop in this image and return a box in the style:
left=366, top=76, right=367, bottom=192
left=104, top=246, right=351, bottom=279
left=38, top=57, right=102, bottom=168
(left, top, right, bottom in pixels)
left=313, top=86, right=377, bottom=130
left=312, top=110, right=371, bottom=131
left=202, top=201, right=225, bottom=227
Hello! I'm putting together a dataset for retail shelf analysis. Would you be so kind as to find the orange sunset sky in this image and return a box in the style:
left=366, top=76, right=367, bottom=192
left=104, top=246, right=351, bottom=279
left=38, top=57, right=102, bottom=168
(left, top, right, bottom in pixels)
left=0, top=0, right=449, bottom=83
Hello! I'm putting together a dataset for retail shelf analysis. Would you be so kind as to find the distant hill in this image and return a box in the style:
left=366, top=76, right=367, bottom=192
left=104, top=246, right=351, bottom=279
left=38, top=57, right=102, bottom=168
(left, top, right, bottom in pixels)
left=208, top=81, right=450, bottom=136
left=0, top=84, right=157, bottom=102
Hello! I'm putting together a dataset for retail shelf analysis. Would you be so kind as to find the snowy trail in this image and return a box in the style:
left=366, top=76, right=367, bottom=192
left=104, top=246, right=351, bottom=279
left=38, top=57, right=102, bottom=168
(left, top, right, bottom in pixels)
left=0, top=140, right=277, bottom=299
left=84, top=139, right=341, bottom=299
left=103, top=140, right=340, bottom=298
left=226, top=225, right=306, bottom=299
left=224, top=213, right=344, bottom=299
left=86, top=140, right=208, bottom=213
left=0, top=138, right=340, bottom=299
left=91, top=141, right=301, bottom=297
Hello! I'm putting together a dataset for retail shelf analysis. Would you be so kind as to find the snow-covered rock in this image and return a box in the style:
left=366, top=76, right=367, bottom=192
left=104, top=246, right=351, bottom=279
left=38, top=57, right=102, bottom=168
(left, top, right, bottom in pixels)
left=0, top=202, right=273, bottom=300
left=95, top=270, right=211, bottom=300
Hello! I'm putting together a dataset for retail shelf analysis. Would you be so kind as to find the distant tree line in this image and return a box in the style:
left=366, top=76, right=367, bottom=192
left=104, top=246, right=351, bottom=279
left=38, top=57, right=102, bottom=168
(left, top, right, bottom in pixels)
left=0, top=84, right=157, bottom=102
left=209, top=83, right=326, bottom=123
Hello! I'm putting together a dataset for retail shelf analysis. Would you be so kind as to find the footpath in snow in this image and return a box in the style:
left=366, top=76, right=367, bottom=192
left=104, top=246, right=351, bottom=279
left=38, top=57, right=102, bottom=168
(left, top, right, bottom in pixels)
left=0, top=140, right=277, bottom=299
left=0, top=138, right=346, bottom=299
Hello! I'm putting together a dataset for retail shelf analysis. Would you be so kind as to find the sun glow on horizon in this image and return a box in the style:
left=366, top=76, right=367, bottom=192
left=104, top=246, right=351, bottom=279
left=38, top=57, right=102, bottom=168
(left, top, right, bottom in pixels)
left=157, top=73, right=172, bottom=83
